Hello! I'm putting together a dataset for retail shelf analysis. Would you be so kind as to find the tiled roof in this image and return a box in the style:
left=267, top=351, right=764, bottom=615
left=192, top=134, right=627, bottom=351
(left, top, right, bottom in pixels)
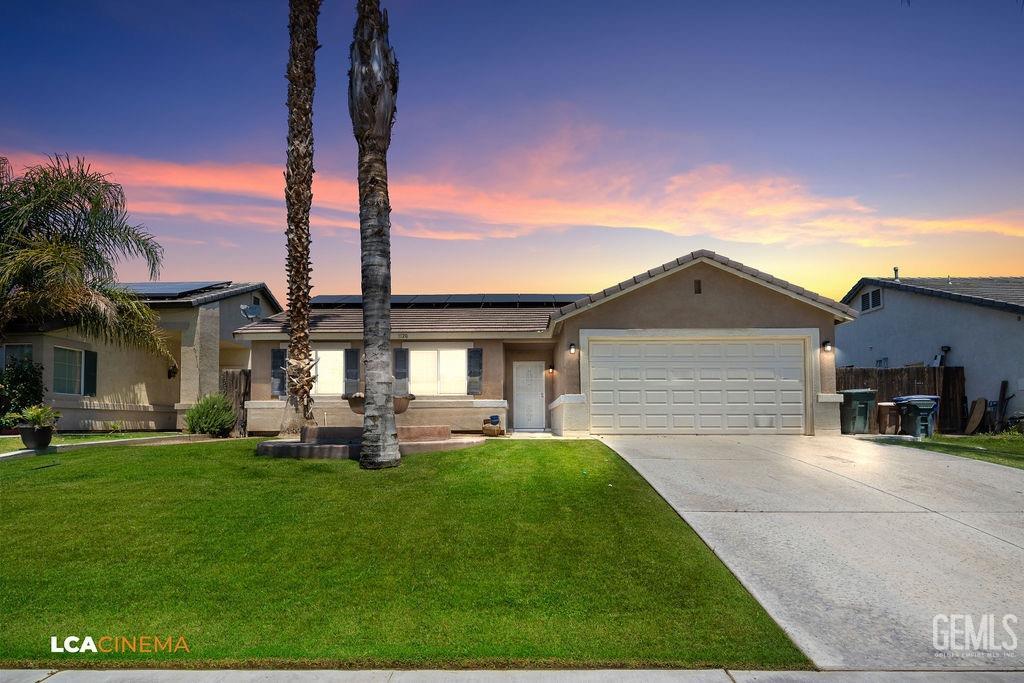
left=842, top=277, right=1024, bottom=315
left=124, top=281, right=282, bottom=311
left=312, top=293, right=587, bottom=308
left=553, top=249, right=857, bottom=321
left=236, top=307, right=556, bottom=336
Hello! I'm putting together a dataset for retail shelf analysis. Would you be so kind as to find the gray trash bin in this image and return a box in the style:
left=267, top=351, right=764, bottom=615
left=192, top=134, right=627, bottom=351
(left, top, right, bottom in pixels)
left=892, top=395, right=940, bottom=437
left=839, top=389, right=877, bottom=434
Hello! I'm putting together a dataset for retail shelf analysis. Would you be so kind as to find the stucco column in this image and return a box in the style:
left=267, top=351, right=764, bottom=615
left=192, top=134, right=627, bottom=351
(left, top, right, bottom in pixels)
left=176, top=303, right=220, bottom=427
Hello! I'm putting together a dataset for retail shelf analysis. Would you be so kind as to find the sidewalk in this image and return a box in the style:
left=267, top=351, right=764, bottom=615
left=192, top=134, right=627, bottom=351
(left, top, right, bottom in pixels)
left=6, top=671, right=1024, bottom=682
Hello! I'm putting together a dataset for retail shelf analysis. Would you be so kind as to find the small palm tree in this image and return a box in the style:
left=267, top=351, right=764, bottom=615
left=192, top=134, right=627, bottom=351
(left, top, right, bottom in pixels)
left=0, top=156, right=170, bottom=361
left=349, top=0, right=400, bottom=468
left=280, top=0, right=322, bottom=434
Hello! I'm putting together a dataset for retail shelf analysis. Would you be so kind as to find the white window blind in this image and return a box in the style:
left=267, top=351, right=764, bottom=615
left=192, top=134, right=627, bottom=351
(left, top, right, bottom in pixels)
left=312, top=346, right=346, bottom=395
left=409, top=347, right=468, bottom=396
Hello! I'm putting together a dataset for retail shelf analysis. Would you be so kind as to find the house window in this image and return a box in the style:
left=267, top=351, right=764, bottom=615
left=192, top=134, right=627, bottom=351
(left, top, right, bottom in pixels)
left=54, top=347, right=83, bottom=394
left=860, top=288, right=882, bottom=312
left=311, top=345, right=347, bottom=396
left=252, top=296, right=261, bottom=307
left=409, top=347, right=468, bottom=396
left=694, top=279, right=702, bottom=294
left=2, top=344, right=33, bottom=367
left=270, top=348, right=287, bottom=397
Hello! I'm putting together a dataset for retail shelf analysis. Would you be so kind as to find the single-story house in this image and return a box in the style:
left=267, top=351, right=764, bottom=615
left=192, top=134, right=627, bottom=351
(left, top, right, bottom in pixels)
left=237, top=250, right=855, bottom=436
left=1, top=281, right=281, bottom=430
left=836, top=272, right=1024, bottom=417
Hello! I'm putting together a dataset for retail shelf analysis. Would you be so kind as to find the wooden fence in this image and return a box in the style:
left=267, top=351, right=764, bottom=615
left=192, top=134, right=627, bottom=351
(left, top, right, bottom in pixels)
left=836, top=366, right=967, bottom=433
left=220, top=368, right=252, bottom=437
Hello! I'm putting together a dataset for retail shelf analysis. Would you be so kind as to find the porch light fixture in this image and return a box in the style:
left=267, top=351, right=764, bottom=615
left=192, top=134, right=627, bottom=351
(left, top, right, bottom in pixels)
left=822, top=340, right=833, bottom=352
left=548, top=365, right=555, bottom=374
left=569, top=343, right=577, bottom=355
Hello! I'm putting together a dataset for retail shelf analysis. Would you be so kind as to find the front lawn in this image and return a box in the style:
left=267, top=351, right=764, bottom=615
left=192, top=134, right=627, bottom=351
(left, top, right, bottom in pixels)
left=0, top=431, right=179, bottom=454
left=878, top=432, right=1024, bottom=470
left=0, top=439, right=808, bottom=670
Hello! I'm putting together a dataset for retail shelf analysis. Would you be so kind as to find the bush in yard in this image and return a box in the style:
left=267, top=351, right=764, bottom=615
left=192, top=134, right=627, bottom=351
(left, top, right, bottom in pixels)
left=0, top=359, right=46, bottom=429
left=184, top=393, right=236, bottom=437
left=5, top=404, right=60, bottom=428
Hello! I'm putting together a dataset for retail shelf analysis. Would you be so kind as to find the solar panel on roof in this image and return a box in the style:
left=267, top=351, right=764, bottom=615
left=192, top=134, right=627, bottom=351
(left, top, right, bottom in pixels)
left=483, top=294, right=518, bottom=304
left=518, top=294, right=554, bottom=303
left=446, top=294, right=485, bottom=304
left=124, top=281, right=229, bottom=298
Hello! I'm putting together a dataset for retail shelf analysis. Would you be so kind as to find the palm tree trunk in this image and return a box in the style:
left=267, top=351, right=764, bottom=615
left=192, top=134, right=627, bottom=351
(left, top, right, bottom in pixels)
left=349, top=0, right=400, bottom=468
left=280, top=0, right=321, bottom=434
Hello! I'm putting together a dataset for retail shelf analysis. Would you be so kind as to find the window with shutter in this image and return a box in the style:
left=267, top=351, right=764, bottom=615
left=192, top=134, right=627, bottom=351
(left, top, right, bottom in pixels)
left=53, top=347, right=83, bottom=395
left=83, top=351, right=97, bottom=397
left=270, top=348, right=287, bottom=397
left=861, top=288, right=883, bottom=312
left=467, top=347, right=483, bottom=395
left=344, top=348, right=360, bottom=394
left=393, top=348, right=409, bottom=395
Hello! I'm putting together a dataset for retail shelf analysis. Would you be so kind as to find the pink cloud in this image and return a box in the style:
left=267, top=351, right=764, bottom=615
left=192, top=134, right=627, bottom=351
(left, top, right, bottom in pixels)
left=6, top=132, right=1024, bottom=251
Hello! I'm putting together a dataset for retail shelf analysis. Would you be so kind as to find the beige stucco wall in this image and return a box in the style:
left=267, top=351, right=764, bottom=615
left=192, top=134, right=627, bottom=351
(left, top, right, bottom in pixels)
left=247, top=338, right=507, bottom=434
left=551, top=261, right=841, bottom=433
left=4, top=329, right=180, bottom=431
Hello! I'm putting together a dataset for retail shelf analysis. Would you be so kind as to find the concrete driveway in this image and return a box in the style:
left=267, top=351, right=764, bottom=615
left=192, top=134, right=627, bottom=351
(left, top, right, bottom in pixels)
left=604, top=435, right=1024, bottom=671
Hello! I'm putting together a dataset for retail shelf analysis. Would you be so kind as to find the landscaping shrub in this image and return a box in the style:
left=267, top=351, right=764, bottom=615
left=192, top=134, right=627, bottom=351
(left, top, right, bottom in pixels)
left=0, top=359, right=46, bottom=429
left=4, top=404, right=60, bottom=428
left=184, top=393, right=236, bottom=437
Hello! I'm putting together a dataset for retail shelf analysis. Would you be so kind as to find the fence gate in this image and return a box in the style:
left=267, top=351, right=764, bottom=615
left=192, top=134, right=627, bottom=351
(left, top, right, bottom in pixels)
left=219, top=368, right=252, bottom=437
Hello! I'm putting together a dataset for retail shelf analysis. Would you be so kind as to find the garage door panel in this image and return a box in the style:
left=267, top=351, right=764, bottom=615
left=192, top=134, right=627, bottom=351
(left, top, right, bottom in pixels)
left=589, top=338, right=807, bottom=435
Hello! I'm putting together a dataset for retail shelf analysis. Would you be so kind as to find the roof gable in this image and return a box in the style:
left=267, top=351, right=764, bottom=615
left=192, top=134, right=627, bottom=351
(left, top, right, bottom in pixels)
left=553, top=250, right=856, bottom=323
left=841, top=277, right=1024, bottom=316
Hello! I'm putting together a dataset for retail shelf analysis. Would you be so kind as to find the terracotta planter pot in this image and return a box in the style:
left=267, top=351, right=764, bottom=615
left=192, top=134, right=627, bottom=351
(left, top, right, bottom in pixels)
left=342, top=393, right=416, bottom=415
left=18, top=425, right=53, bottom=451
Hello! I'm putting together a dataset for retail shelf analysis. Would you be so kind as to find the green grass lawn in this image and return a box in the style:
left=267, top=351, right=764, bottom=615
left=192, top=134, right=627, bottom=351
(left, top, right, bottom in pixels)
left=0, top=431, right=179, bottom=454
left=0, top=439, right=808, bottom=670
left=878, top=432, right=1024, bottom=470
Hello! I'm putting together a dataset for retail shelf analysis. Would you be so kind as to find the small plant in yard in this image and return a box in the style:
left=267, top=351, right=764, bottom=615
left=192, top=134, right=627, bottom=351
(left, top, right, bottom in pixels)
left=183, top=393, right=236, bottom=437
left=4, top=404, right=61, bottom=451
left=0, top=359, right=46, bottom=430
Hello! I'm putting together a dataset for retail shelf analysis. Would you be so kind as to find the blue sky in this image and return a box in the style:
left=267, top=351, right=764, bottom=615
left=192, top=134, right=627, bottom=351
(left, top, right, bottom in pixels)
left=2, top=1, right=1022, bottom=299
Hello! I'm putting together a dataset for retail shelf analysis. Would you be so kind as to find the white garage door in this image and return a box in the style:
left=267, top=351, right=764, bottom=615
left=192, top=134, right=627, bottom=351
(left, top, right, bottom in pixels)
left=589, top=339, right=807, bottom=434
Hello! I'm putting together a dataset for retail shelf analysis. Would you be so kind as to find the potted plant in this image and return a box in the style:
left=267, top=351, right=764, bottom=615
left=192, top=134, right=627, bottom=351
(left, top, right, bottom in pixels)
left=5, top=404, right=61, bottom=451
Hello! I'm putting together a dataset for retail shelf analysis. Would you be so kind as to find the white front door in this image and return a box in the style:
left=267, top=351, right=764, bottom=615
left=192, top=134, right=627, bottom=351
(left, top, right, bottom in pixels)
left=513, top=361, right=546, bottom=430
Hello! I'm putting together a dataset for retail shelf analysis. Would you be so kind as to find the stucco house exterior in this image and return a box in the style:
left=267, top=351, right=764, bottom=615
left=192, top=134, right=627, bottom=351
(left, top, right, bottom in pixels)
left=836, top=274, right=1024, bottom=417
left=237, top=250, right=855, bottom=436
left=1, top=281, right=281, bottom=430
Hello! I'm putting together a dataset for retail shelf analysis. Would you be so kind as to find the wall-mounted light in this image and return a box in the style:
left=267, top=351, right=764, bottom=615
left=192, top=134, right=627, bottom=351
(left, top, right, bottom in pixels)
left=548, top=365, right=555, bottom=374
left=822, top=340, right=833, bottom=352
left=569, top=342, right=577, bottom=355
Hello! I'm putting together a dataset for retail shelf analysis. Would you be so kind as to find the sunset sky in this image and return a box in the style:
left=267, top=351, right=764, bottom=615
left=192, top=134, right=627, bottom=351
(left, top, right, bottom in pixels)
left=3, top=1, right=1022, bottom=302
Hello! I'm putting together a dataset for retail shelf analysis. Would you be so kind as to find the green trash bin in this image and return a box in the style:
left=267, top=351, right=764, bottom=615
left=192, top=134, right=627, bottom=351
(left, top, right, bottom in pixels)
left=892, top=395, right=940, bottom=437
left=839, top=389, right=877, bottom=434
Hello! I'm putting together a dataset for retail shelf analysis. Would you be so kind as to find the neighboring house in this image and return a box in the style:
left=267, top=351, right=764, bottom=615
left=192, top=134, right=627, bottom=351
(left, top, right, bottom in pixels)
left=237, top=250, right=855, bottom=436
left=836, top=274, right=1024, bottom=417
left=1, top=281, right=282, bottom=430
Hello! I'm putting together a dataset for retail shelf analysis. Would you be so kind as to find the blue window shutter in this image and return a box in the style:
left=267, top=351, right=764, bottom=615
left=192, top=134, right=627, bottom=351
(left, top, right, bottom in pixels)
left=393, top=348, right=409, bottom=395
left=467, top=347, right=483, bottom=396
left=271, top=348, right=287, bottom=397
left=344, top=348, right=360, bottom=395
left=83, top=350, right=98, bottom=397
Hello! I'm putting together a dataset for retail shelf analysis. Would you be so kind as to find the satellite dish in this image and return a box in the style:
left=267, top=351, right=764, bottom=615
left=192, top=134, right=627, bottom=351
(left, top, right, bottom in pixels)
left=240, top=304, right=262, bottom=321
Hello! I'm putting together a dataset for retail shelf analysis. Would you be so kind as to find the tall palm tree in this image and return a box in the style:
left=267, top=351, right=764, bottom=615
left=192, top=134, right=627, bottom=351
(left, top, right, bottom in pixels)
left=349, top=0, right=400, bottom=468
left=0, top=155, right=170, bottom=361
left=280, top=0, right=322, bottom=434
